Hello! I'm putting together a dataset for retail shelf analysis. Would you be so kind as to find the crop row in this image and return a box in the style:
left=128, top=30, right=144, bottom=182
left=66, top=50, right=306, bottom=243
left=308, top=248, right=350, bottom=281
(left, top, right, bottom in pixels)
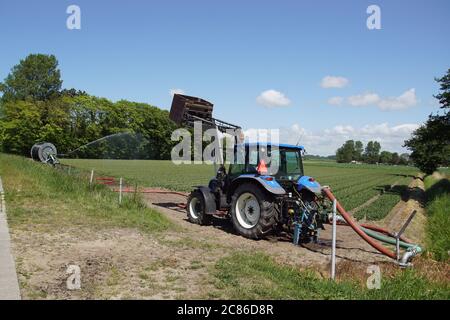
left=62, top=159, right=416, bottom=213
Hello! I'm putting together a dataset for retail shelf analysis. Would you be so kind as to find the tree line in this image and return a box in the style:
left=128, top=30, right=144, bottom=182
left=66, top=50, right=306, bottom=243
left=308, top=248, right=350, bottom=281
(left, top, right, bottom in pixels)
left=0, top=54, right=177, bottom=159
left=335, top=140, right=410, bottom=165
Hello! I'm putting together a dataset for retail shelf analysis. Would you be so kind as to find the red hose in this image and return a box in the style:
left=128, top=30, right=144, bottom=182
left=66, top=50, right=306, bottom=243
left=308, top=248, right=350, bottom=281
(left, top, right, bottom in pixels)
left=323, top=188, right=397, bottom=259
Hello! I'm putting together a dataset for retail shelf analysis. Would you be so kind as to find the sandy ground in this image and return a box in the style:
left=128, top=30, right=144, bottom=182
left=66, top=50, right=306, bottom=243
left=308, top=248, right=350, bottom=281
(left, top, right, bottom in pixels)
left=380, top=176, right=427, bottom=244
left=10, top=178, right=427, bottom=299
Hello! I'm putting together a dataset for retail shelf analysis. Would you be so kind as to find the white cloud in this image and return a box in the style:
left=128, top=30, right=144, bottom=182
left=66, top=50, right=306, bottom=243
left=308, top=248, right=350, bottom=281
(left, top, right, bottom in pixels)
left=329, top=89, right=418, bottom=111
left=328, top=96, right=344, bottom=106
left=169, top=88, right=185, bottom=96
left=347, top=92, right=380, bottom=106
left=245, top=122, right=419, bottom=156
left=377, top=88, right=417, bottom=111
left=321, top=76, right=349, bottom=88
left=256, top=89, right=291, bottom=108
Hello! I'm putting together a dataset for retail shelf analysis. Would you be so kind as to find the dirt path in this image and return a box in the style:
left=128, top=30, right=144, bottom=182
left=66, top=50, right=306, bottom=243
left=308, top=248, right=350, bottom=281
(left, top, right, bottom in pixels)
left=142, top=192, right=391, bottom=268
left=10, top=188, right=394, bottom=300
left=380, top=175, right=427, bottom=244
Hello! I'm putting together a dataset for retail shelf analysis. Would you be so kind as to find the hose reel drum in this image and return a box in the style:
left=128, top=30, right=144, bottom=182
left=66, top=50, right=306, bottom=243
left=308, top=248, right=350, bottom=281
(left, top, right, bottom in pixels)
left=30, top=142, right=59, bottom=164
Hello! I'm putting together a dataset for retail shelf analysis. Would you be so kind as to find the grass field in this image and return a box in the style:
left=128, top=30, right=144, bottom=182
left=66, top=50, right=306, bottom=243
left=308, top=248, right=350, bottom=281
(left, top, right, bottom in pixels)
left=2, top=153, right=448, bottom=299
left=0, top=154, right=172, bottom=234
left=211, top=252, right=449, bottom=299
left=424, top=175, right=450, bottom=261
left=62, top=159, right=418, bottom=219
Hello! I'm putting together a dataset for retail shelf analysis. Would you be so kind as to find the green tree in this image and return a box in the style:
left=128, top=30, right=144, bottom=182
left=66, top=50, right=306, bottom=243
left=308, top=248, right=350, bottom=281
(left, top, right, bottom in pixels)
left=0, top=54, right=62, bottom=101
left=354, top=141, right=364, bottom=161
left=379, top=151, right=392, bottom=164
left=0, top=100, right=42, bottom=154
left=336, top=140, right=355, bottom=163
left=435, top=69, right=450, bottom=111
left=364, top=141, right=381, bottom=164
left=390, top=152, right=400, bottom=165
left=404, top=69, right=450, bottom=174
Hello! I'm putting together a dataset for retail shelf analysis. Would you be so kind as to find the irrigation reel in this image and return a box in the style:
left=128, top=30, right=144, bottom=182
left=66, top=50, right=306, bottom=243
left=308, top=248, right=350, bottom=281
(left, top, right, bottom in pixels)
left=30, top=142, right=59, bottom=165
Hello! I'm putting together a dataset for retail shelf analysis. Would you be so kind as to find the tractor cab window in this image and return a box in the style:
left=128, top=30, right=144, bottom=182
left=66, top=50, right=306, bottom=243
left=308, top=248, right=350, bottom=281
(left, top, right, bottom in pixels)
left=247, top=148, right=259, bottom=173
left=254, top=146, right=303, bottom=180
left=228, top=145, right=304, bottom=180
left=284, top=150, right=303, bottom=178
left=275, top=149, right=303, bottom=180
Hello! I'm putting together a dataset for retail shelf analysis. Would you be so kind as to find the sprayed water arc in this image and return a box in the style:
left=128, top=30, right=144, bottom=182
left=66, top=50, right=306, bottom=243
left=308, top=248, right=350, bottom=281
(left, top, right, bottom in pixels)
left=59, top=132, right=134, bottom=157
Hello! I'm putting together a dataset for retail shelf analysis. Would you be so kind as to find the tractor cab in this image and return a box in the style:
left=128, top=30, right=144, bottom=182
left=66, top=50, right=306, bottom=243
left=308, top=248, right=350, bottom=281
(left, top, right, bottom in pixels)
left=227, top=143, right=305, bottom=183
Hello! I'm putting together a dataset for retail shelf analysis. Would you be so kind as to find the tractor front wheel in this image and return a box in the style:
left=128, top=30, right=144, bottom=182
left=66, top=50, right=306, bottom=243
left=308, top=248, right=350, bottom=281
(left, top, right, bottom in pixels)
left=230, top=183, right=277, bottom=239
left=186, top=190, right=212, bottom=225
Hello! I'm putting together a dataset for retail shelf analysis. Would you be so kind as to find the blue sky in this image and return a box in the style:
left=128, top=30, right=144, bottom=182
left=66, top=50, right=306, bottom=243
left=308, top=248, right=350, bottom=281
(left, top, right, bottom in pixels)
left=1, top=0, right=449, bottom=155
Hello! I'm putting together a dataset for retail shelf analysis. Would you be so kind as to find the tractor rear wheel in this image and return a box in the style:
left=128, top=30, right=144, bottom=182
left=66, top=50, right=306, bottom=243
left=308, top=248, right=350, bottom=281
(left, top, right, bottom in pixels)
left=186, top=190, right=212, bottom=225
left=230, top=183, right=277, bottom=239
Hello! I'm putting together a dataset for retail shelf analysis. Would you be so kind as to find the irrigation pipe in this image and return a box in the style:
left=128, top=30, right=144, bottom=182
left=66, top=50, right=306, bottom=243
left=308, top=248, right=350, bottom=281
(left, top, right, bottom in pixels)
left=322, top=187, right=422, bottom=263
left=359, top=223, right=411, bottom=243
left=323, top=187, right=397, bottom=260
left=360, top=227, right=421, bottom=252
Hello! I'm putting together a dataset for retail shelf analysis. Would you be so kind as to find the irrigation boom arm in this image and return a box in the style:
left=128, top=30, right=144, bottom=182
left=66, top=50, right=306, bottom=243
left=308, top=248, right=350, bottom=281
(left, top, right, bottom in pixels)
left=169, top=93, right=241, bottom=133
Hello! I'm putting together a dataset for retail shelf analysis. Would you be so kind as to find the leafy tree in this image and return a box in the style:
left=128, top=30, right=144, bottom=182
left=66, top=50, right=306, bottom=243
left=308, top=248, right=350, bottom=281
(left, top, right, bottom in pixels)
left=404, top=69, right=450, bottom=174
left=390, top=152, right=400, bottom=165
left=354, top=141, right=364, bottom=161
left=434, top=69, right=450, bottom=112
left=336, top=140, right=355, bottom=163
left=0, top=93, right=178, bottom=159
left=364, top=141, right=381, bottom=164
left=404, top=116, right=449, bottom=174
left=0, top=100, right=42, bottom=154
left=0, top=54, right=62, bottom=101
left=379, top=151, right=392, bottom=164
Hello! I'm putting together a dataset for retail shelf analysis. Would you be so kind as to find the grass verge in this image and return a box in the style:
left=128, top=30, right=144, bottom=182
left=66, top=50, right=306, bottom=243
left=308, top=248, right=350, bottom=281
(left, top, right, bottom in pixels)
left=424, top=175, right=450, bottom=261
left=211, top=252, right=449, bottom=300
left=0, top=153, right=172, bottom=233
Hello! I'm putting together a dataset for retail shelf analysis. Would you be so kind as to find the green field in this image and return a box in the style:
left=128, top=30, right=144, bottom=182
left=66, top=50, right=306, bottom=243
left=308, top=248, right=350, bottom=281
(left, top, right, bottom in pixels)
left=62, top=159, right=418, bottom=219
left=0, top=154, right=173, bottom=234
left=211, top=252, right=449, bottom=300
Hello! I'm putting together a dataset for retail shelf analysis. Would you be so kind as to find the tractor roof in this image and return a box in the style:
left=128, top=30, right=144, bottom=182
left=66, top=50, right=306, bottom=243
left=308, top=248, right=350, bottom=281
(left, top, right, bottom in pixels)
left=240, top=143, right=304, bottom=150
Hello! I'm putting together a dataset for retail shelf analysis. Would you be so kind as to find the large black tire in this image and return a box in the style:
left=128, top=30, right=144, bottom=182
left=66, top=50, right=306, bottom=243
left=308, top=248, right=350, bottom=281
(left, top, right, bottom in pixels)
left=230, top=183, right=277, bottom=239
left=186, top=190, right=212, bottom=225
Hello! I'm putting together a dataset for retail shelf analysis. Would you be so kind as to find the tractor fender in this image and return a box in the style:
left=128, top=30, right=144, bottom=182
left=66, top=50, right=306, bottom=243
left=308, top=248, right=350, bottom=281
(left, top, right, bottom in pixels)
left=194, top=186, right=217, bottom=215
left=227, top=175, right=286, bottom=200
left=297, top=176, right=322, bottom=194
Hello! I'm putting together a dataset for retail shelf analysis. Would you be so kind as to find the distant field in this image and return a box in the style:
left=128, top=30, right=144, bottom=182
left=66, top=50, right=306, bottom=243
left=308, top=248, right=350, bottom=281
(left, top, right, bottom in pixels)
left=62, top=159, right=418, bottom=217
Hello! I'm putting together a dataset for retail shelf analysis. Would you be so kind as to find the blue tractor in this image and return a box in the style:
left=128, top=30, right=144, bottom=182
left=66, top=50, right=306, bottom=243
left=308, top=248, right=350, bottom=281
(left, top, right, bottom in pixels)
left=186, top=142, right=328, bottom=242
left=170, top=94, right=328, bottom=242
